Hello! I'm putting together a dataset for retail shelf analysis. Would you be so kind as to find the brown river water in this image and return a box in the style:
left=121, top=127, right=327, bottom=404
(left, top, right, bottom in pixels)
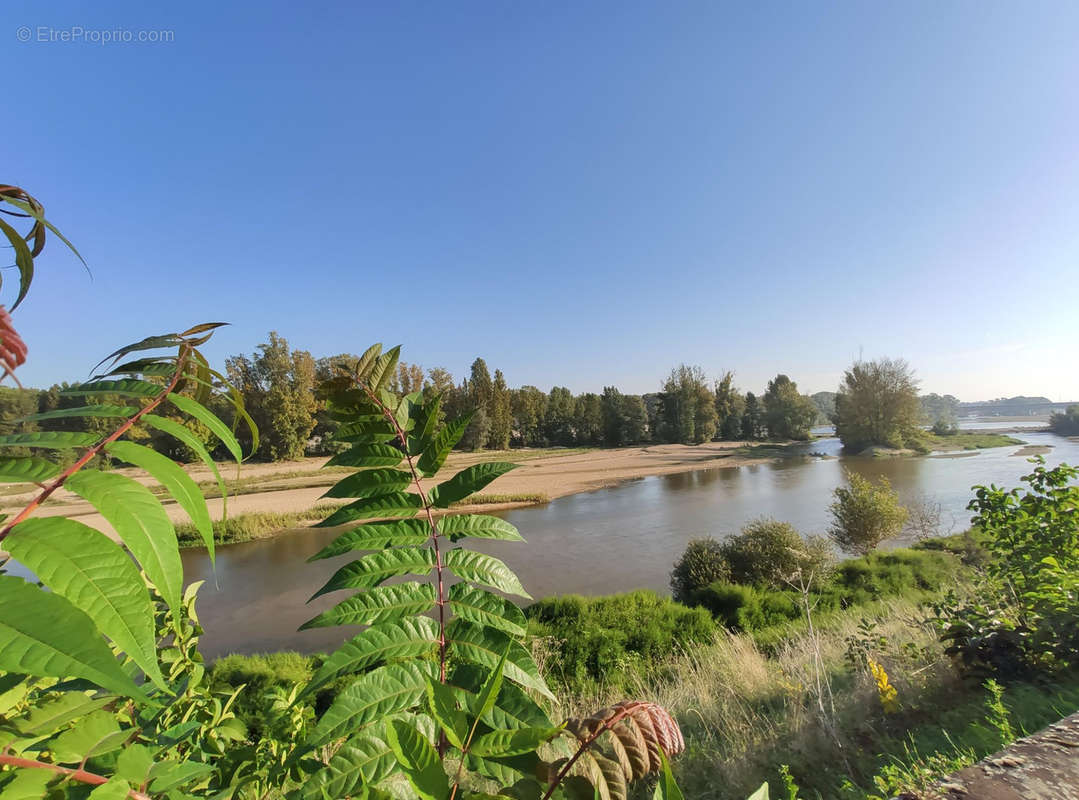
left=174, top=428, right=1078, bottom=658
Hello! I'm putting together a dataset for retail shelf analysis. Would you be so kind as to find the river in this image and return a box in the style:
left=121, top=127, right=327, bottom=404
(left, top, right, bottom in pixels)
left=178, top=428, right=1078, bottom=658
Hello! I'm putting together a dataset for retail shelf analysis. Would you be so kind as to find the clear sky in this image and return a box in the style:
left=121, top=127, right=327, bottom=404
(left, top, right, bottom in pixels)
left=6, top=1, right=1079, bottom=401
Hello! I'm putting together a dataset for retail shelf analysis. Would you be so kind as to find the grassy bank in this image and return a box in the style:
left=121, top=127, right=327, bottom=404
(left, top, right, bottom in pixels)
left=175, top=503, right=344, bottom=547
left=176, top=492, right=551, bottom=548
left=207, top=529, right=1074, bottom=798
left=449, top=491, right=549, bottom=506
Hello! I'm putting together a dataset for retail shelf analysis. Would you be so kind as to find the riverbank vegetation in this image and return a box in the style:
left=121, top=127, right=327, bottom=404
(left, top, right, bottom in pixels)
left=2, top=191, right=1076, bottom=800
left=1050, top=404, right=1079, bottom=435
left=0, top=330, right=1046, bottom=466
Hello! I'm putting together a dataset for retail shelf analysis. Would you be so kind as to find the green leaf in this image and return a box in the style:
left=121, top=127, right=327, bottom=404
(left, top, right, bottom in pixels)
left=304, top=617, right=440, bottom=696
left=464, top=753, right=538, bottom=788
left=367, top=346, right=402, bottom=393
left=167, top=393, right=243, bottom=462
left=301, top=733, right=395, bottom=800
left=13, top=692, right=112, bottom=736
left=65, top=471, right=182, bottom=615
left=6, top=518, right=166, bottom=690
left=0, top=216, right=35, bottom=311
left=311, top=547, right=437, bottom=599
left=326, top=443, right=406, bottom=469
left=745, top=783, right=769, bottom=800
left=17, top=405, right=137, bottom=423
left=0, top=576, right=147, bottom=701
left=116, top=743, right=156, bottom=786
left=300, top=582, right=436, bottom=629
left=61, top=379, right=162, bottom=398
left=448, top=620, right=552, bottom=699
left=148, top=761, right=214, bottom=792
left=105, top=440, right=215, bottom=563
left=314, top=492, right=423, bottom=528
left=88, top=778, right=131, bottom=800
left=429, top=463, right=518, bottom=508
left=333, top=418, right=399, bottom=443
left=0, top=457, right=59, bottom=484
left=0, top=432, right=97, bottom=449
left=307, top=518, right=432, bottom=561
left=436, top=514, right=524, bottom=543
left=384, top=718, right=449, bottom=800
left=0, top=767, right=53, bottom=799
left=480, top=679, right=554, bottom=731
left=470, top=726, right=559, bottom=757
left=49, top=709, right=125, bottom=763
left=472, top=646, right=508, bottom=723
left=0, top=194, right=88, bottom=272
left=141, top=413, right=227, bottom=504
left=449, top=584, right=528, bottom=638
left=307, top=661, right=436, bottom=746
left=652, top=752, right=685, bottom=800
left=91, top=333, right=185, bottom=372
left=427, top=678, right=468, bottom=749
left=323, top=468, right=414, bottom=499
left=416, top=414, right=471, bottom=477
left=443, top=549, right=531, bottom=599
left=409, top=394, right=442, bottom=456
left=353, top=343, right=383, bottom=382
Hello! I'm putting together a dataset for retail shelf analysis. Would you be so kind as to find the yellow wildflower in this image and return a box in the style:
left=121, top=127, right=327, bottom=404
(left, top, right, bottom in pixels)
left=868, top=657, right=899, bottom=714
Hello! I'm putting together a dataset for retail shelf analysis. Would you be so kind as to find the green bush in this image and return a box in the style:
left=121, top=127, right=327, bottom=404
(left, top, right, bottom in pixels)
left=693, top=582, right=799, bottom=632
left=670, top=537, right=730, bottom=603
left=829, top=470, right=908, bottom=555
left=933, top=460, right=1079, bottom=678
left=526, top=590, right=716, bottom=691
left=210, top=651, right=316, bottom=737
left=691, top=547, right=964, bottom=636
left=831, top=549, right=958, bottom=605
left=718, top=517, right=835, bottom=589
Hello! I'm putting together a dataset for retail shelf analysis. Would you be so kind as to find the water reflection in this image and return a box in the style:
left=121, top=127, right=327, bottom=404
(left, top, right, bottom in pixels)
left=172, top=431, right=1079, bottom=657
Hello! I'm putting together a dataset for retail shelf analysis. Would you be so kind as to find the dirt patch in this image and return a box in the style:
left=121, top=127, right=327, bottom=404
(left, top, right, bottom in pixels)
left=1011, top=445, right=1052, bottom=457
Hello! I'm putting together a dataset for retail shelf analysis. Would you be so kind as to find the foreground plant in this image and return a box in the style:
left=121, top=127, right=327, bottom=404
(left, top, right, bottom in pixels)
left=0, top=322, right=256, bottom=798
left=282, top=344, right=684, bottom=800
left=933, top=458, right=1079, bottom=678
left=0, top=187, right=685, bottom=800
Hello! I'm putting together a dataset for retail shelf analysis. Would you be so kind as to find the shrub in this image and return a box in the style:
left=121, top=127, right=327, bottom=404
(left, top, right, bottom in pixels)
left=526, top=590, right=716, bottom=691
left=829, top=469, right=908, bottom=554
left=1048, top=405, right=1079, bottom=435
left=691, top=547, right=964, bottom=636
left=671, top=537, right=730, bottom=603
left=719, top=517, right=835, bottom=589
left=931, top=418, right=959, bottom=436
left=210, top=651, right=316, bottom=737
left=831, top=549, right=959, bottom=606
left=933, top=459, right=1079, bottom=678
left=693, top=582, right=800, bottom=632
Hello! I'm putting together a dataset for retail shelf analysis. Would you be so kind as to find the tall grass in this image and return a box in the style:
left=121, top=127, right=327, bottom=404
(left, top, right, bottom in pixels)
left=550, top=598, right=948, bottom=798
left=174, top=502, right=344, bottom=547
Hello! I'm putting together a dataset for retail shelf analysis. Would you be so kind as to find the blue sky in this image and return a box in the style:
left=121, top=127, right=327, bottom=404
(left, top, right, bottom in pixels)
left=6, top=1, right=1079, bottom=401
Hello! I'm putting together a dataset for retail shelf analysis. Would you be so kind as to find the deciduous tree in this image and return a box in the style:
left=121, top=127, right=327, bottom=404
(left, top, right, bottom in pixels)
left=226, top=331, right=317, bottom=461
left=762, top=374, right=817, bottom=440
left=834, top=358, right=922, bottom=452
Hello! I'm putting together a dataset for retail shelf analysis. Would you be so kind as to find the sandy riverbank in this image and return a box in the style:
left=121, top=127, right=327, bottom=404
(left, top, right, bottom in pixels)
left=2, top=441, right=806, bottom=543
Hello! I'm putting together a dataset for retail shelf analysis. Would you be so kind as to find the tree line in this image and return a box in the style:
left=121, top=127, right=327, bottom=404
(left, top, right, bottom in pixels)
left=0, top=333, right=994, bottom=463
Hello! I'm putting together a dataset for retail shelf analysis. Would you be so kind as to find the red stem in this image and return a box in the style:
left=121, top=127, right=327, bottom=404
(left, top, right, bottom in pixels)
left=362, top=384, right=450, bottom=754
left=0, top=753, right=152, bottom=800
left=540, top=708, right=634, bottom=800
left=0, top=347, right=191, bottom=542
